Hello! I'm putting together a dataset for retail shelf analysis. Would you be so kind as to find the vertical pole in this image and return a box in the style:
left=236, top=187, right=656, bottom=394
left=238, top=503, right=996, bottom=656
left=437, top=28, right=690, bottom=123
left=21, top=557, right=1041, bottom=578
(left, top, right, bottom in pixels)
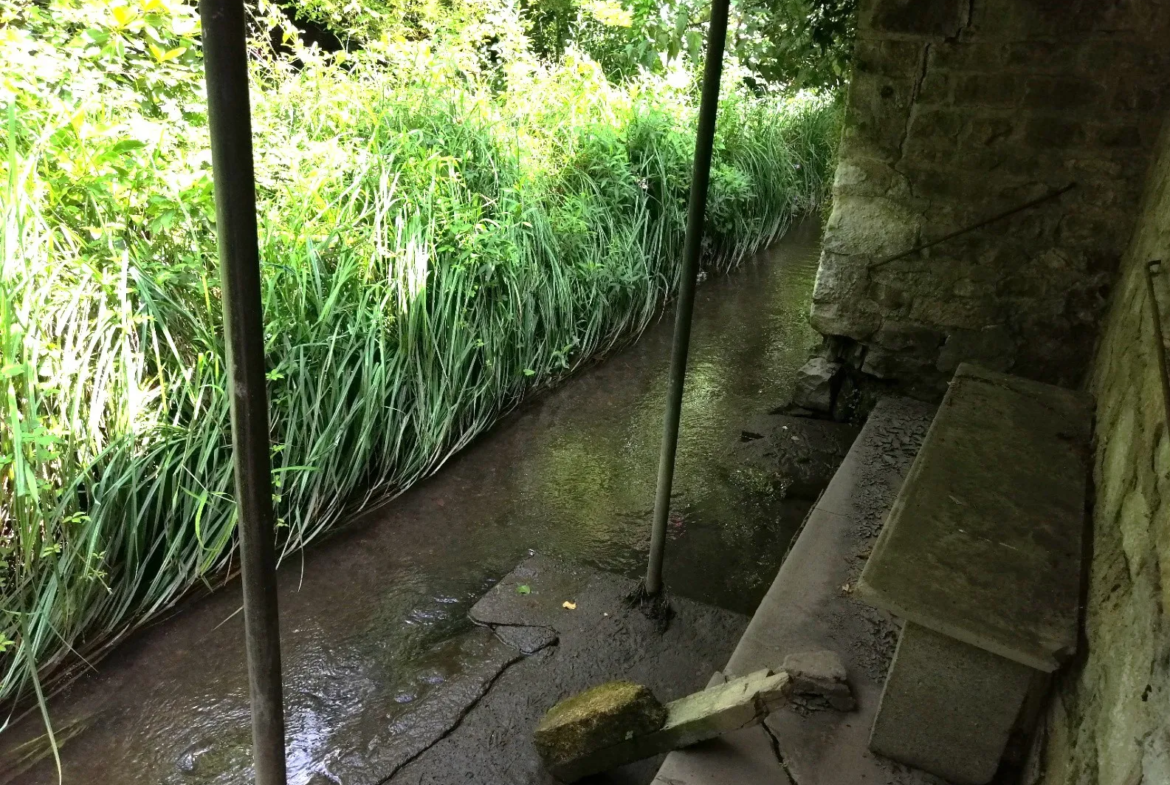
left=199, top=2, right=288, bottom=784
left=645, top=0, right=731, bottom=596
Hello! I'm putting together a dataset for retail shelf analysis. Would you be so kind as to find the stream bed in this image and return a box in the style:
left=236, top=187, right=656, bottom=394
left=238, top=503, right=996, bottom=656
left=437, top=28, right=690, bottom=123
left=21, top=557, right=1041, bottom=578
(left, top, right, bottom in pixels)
left=2, top=223, right=824, bottom=785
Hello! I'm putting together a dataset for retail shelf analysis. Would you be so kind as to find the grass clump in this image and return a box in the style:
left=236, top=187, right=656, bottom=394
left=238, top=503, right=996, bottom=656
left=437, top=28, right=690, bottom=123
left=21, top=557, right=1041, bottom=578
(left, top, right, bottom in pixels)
left=0, top=0, right=840, bottom=716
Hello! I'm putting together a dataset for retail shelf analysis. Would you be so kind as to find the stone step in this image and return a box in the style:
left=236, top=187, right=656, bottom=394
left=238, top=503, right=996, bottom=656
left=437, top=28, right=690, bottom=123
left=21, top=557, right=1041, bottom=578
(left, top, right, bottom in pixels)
left=652, top=397, right=946, bottom=785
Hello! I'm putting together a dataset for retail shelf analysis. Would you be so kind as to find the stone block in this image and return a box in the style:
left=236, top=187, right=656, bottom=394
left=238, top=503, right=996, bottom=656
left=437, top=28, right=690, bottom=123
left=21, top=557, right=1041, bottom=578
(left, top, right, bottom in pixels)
left=953, top=74, right=1023, bottom=108
left=936, top=326, right=1016, bottom=373
left=859, top=345, right=936, bottom=380
left=907, top=107, right=966, bottom=139
left=821, top=195, right=922, bottom=257
left=853, top=39, right=925, bottom=78
left=1023, top=76, right=1102, bottom=112
left=964, top=116, right=1016, bottom=148
left=832, top=158, right=906, bottom=199
left=1004, top=40, right=1081, bottom=73
left=869, top=622, right=1035, bottom=785
left=791, top=357, right=842, bottom=413
left=1024, top=116, right=1087, bottom=148
left=534, top=681, right=666, bottom=768
left=810, top=299, right=884, bottom=341
left=865, top=0, right=967, bottom=37
left=1094, top=123, right=1143, bottom=149
left=917, top=69, right=951, bottom=103
left=928, top=42, right=1005, bottom=72
left=782, top=650, right=856, bottom=712
left=1112, top=82, right=1170, bottom=113
left=872, top=321, right=945, bottom=355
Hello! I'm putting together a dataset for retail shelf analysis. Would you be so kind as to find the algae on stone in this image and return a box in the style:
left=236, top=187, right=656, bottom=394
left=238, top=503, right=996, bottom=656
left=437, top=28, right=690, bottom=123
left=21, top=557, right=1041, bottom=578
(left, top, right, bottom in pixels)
left=533, top=681, right=666, bottom=767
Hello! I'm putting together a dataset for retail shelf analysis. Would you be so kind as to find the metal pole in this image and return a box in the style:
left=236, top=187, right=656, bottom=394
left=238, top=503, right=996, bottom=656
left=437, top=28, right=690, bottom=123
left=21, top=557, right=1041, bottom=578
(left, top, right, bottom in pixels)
left=645, top=0, right=731, bottom=596
left=199, top=2, right=288, bottom=783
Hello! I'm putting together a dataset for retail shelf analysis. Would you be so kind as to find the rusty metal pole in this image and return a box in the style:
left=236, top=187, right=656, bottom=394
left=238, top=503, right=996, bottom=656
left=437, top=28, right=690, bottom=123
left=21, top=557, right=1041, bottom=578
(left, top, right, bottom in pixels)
left=199, top=1, right=288, bottom=783
left=645, top=0, right=731, bottom=597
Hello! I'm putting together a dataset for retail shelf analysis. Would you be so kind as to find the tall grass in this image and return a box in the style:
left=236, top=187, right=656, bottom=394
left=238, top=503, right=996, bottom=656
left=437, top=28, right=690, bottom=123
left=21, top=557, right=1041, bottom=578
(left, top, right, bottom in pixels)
left=0, top=0, right=840, bottom=718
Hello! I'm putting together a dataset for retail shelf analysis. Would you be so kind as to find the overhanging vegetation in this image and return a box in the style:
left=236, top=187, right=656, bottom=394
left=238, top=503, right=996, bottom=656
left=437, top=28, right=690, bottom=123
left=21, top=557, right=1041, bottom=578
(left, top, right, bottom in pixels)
left=0, top=0, right=843, bottom=716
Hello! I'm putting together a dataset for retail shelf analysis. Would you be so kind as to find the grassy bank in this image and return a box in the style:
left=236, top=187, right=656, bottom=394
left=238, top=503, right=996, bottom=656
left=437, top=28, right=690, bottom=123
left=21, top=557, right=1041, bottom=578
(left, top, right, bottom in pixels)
left=0, top=0, right=839, bottom=716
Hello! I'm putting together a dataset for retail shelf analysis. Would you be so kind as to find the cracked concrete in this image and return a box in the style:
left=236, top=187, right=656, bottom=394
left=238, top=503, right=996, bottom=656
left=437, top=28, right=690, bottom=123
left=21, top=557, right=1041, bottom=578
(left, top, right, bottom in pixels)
left=383, top=555, right=748, bottom=784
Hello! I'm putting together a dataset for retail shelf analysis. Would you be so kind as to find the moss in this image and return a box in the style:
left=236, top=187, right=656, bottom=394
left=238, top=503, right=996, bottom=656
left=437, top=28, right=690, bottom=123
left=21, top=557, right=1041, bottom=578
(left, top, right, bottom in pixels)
left=533, top=681, right=666, bottom=765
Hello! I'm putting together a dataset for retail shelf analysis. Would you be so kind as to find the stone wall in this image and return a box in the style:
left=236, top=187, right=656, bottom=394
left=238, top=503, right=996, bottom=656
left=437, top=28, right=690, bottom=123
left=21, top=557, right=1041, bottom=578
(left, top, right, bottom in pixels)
left=812, top=0, right=1170, bottom=397
left=1021, top=122, right=1170, bottom=785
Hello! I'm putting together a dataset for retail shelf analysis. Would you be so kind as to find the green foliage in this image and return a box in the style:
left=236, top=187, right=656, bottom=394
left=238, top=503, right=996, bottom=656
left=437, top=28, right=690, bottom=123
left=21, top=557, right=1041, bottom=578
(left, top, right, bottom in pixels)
left=274, top=0, right=856, bottom=89
left=737, top=0, right=857, bottom=89
left=516, top=0, right=856, bottom=88
left=0, top=0, right=841, bottom=724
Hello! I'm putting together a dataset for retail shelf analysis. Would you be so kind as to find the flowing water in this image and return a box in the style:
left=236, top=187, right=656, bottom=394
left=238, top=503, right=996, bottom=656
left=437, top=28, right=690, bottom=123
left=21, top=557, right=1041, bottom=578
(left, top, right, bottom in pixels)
left=2, top=223, right=823, bottom=785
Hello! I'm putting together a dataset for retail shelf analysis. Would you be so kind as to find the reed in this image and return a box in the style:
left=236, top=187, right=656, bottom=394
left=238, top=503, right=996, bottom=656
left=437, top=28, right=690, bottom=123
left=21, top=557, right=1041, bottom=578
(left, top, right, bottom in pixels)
left=0, top=0, right=840, bottom=718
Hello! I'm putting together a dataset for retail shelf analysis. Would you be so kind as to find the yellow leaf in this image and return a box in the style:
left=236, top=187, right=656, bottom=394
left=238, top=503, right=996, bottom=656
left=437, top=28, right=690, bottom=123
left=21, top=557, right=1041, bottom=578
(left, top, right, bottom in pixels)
left=111, top=5, right=137, bottom=26
left=562, top=601, right=576, bottom=610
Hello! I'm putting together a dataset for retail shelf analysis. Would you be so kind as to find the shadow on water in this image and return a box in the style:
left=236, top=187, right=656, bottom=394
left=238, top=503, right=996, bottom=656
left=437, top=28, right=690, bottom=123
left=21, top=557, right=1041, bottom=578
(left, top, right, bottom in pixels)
left=2, top=223, right=823, bottom=785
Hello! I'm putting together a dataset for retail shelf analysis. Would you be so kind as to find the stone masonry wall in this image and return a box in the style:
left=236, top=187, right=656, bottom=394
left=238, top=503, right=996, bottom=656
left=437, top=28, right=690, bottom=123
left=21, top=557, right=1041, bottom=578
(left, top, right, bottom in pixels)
left=1022, top=121, right=1170, bottom=785
left=812, top=0, right=1170, bottom=397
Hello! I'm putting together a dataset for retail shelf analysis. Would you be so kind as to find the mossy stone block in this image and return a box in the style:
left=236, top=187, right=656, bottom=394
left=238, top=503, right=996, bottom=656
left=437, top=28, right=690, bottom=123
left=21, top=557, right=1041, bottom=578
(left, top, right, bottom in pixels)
left=533, top=681, right=666, bottom=767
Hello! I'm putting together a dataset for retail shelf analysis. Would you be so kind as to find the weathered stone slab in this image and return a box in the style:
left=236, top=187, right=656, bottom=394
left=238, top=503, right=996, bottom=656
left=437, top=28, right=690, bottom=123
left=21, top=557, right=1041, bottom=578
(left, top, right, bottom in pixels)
left=534, top=681, right=667, bottom=769
left=869, top=622, right=1035, bottom=785
left=546, top=669, right=792, bottom=782
left=857, top=364, right=1092, bottom=672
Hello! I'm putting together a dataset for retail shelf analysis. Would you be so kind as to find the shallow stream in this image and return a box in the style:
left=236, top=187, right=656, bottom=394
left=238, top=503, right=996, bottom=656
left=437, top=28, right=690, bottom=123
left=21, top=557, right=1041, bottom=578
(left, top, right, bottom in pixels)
left=3, top=223, right=823, bottom=785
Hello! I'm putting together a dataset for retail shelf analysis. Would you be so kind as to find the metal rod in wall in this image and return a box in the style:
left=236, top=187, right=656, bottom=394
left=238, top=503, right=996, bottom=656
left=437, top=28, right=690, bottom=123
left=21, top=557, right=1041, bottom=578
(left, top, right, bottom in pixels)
left=198, top=1, right=288, bottom=783
left=645, top=0, right=731, bottom=597
left=1145, top=261, right=1170, bottom=437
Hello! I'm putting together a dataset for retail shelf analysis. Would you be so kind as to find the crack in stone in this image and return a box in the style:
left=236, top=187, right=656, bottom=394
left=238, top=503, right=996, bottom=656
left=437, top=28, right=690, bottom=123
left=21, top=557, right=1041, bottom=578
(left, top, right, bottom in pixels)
left=762, top=722, right=800, bottom=785
left=892, top=42, right=932, bottom=208
left=946, top=0, right=976, bottom=42
left=472, top=618, right=561, bottom=655
left=376, top=641, right=556, bottom=784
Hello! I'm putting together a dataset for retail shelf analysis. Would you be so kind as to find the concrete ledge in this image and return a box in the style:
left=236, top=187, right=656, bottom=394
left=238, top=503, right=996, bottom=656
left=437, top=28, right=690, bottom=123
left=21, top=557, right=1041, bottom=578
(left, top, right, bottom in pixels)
left=654, top=397, right=944, bottom=785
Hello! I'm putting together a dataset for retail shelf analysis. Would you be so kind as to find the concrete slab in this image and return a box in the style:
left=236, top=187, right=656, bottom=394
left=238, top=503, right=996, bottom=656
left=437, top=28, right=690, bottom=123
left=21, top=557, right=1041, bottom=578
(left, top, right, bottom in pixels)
left=654, top=397, right=946, bottom=785
left=869, top=622, right=1035, bottom=785
left=384, top=554, right=748, bottom=784
left=856, top=364, right=1092, bottom=672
